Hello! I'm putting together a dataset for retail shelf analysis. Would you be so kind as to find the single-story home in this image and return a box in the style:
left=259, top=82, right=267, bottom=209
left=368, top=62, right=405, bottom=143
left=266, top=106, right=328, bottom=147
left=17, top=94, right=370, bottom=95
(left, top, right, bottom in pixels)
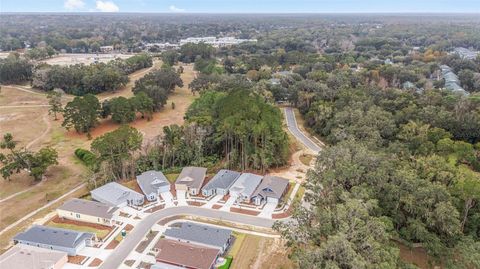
left=0, top=244, right=68, bottom=269
left=154, top=239, right=219, bottom=269
left=137, top=170, right=171, bottom=201
left=91, top=182, right=144, bottom=207
left=251, top=175, right=290, bottom=206
left=13, top=225, right=94, bottom=256
left=175, top=166, right=207, bottom=196
left=201, top=169, right=241, bottom=197
left=229, top=173, right=263, bottom=203
left=57, top=198, right=119, bottom=227
left=164, top=222, right=232, bottom=253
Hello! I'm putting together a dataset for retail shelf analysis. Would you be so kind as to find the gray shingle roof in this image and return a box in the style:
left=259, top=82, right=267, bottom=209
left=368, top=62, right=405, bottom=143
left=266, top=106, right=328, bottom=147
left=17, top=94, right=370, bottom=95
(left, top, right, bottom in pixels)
left=90, top=182, right=144, bottom=206
left=176, top=167, right=207, bottom=190
left=136, top=170, right=170, bottom=195
left=252, top=175, right=289, bottom=200
left=229, top=173, right=263, bottom=198
left=58, top=198, right=117, bottom=219
left=202, top=170, right=241, bottom=192
left=164, top=222, right=231, bottom=249
left=13, top=225, right=94, bottom=249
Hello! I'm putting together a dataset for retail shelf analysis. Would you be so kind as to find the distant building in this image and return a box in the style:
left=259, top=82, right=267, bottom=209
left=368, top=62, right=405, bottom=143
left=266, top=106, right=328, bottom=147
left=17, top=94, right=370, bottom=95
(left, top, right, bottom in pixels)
left=201, top=169, right=241, bottom=197
left=251, top=175, right=290, bottom=206
left=99, top=46, right=114, bottom=53
left=154, top=239, right=220, bottom=269
left=229, top=173, right=263, bottom=203
left=91, top=182, right=144, bottom=207
left=440, top=65, right=469, bottom=96
left=179, top=36, right=257, bottom=48
left=13, top=225, right=94, bottom=256
left=453, top=47, right=478, bottom=60
left=175, top=167, right=207, bottom=196
left=136, top=170, right=171, bottom=201
left=164, top=222, right=232, bottom=253
left=57, top=198, right=118, bottom=227
left=0, top=244, right=68, bottom=269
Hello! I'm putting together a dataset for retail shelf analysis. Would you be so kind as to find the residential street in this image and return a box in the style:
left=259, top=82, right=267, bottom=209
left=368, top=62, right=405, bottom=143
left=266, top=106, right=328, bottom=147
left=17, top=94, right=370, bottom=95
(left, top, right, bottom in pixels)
left=99, top=206, right=276, bottom=269
left=284, top=107, right=322, bottom=152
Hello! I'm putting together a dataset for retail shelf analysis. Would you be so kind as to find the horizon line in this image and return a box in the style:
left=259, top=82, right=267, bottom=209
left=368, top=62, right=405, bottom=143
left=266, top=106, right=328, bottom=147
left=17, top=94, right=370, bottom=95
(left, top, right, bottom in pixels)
left=1, top=11, right=480, bottom=15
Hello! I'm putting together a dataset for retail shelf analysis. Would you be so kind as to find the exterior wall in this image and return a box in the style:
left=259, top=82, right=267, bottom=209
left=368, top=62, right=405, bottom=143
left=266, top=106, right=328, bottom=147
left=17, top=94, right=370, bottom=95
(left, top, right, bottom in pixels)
left=54, top=255, right=68, bottom=269
left=188, top=188, right=198, bottom=196
left=145, top=193, right=157, bottom=202
left=14, top=240, right=79, bottom=256
left=57, top=209, right=114, bottom=227
left=253, top=196, right=263, bottom=206
left=216, top=188, right=227, bottom=196
left=202, top=188, right=215, bottom=197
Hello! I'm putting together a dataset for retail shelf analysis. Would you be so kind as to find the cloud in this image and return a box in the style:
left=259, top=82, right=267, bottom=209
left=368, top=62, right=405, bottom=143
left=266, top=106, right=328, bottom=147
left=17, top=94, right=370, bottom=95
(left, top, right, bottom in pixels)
left=64, top=0, right=85, bottom=10
left=169, top=5, right=186, bottom=12
left=96, top=1, right=119, bottom=12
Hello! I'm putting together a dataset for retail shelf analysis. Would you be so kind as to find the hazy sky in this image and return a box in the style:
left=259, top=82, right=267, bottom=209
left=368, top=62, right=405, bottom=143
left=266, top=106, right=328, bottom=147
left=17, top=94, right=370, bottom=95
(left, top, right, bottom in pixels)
left=1, top=0, right=480, bottom=13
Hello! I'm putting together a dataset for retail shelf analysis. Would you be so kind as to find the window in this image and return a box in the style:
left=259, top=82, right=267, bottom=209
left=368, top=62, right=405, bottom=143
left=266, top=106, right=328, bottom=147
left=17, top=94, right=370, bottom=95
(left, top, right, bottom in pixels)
left=76, top=214, right=81, bottom=218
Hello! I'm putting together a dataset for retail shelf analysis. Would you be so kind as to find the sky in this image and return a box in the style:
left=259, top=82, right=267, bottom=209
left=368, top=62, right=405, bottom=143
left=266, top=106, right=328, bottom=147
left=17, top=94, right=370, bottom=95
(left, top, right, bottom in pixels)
left=1, top=0, right=479, bottom=13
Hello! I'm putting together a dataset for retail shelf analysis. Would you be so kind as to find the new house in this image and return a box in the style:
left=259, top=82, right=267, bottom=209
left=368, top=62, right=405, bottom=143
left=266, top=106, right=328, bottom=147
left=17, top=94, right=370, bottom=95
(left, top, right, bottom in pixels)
left=164, top=222, right=232, bottom=253
left=13, top=225, right=94, bottom=256
left=57, top=198, right=119, bottom=227
left=91, top=182, right=144, bottom=207
left=0, top=244, right=68, bottom=269
left=251, top=175, right=290, bottom=206
left=137, top=170, right=171, bottom=201
left=229, top=173, right=263, bottom=203
left=154, top=239, right=220, bottom=269
left=201, top=169, right=241, bottom=197
left=175, top=166, right=207, bottom=195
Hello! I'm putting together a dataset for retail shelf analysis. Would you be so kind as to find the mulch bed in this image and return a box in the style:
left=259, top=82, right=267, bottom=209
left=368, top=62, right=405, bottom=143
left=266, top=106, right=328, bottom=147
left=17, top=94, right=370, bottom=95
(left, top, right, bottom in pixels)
left=187, top=201, right=205, bottom=206
left=105, top=239, right=120, bottom=250
left=145, top=204, right=165, bottom=213
left=221, top=194, right=230, bottom=201
left=230, top=207, right=260, bottom=216
left=68, top=255, right=87, bottom=265
left=272, top=205, right=293, bottom=219
left=124, top=260, right=135, bottom=266
left=50, top=215, right=112, bottom=232
left=88, top=258, right=103, bottom=267
left=125, top=224, right=134, bottom=231
left=158, top=216, right=182, bottom=225
left=135, top=231, right=159, bottom=253
left=119, top=212, right=131, bottom=218
left=212, top=204, right=222, bottom=210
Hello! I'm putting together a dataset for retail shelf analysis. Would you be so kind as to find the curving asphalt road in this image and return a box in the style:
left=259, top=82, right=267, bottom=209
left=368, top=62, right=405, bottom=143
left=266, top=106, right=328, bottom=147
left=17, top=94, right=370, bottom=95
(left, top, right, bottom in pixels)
left=99, top=206, right=276, bottom=269
left=284, top=107, right=322, bottom=152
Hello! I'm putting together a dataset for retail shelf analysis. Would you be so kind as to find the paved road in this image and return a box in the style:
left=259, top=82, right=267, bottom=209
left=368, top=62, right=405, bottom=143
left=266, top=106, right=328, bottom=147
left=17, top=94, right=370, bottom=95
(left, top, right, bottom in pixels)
left=99, top=206, right=276, bottom=269
left=284, top=107, right=322, bottom=152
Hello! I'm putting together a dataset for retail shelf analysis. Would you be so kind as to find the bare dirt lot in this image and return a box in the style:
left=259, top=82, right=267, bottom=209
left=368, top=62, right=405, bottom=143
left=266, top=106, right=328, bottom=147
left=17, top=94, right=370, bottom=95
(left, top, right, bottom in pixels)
left=41, top=53, right=132, bottom=66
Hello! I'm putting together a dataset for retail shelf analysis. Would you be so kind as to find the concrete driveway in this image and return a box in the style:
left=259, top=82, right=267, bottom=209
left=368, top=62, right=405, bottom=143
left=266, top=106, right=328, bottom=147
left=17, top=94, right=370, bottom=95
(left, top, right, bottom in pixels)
left=160, top=192, right=174, bottom=208
left=220, top=194, right=237, bottom=211
left=98, top=206, right=276, bottom=269
left=258, top=201, right=278, bottom=219
left=202, top=194, right=223, bottom=208
left=176, top=190, right=188, bottom=206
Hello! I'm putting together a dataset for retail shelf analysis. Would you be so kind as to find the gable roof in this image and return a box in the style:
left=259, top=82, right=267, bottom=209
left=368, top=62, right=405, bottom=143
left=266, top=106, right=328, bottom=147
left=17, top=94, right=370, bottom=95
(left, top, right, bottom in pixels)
left=176, top=167, right=207, bottom=190
left=202, top=169, right=241, bottom=192
left=164, top=222, right=232, bottom=249
left=0, top=244, right=67, bottom=269
left=136, top=170, right=170, bottom=195
left=155, top=239, right=219, bottom=269
left=58, top=198, right=117, bottom=219
left=90, top=182, right=143, bottom=206
left=13, top=225, right=94, bottom=249
left=252, top=175, right=289, bottom=200
left=229, top=173, right=263, bottom=198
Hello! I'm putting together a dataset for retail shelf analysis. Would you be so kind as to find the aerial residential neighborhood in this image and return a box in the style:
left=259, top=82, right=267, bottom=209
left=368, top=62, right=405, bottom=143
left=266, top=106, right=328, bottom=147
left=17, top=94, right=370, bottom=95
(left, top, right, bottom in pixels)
left=1, top=2, right=480, bottom=269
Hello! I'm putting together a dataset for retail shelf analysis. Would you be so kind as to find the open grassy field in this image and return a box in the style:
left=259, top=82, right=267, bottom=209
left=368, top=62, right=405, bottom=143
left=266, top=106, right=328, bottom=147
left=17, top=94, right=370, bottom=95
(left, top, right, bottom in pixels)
left=0, top=60, right=198, bottom=252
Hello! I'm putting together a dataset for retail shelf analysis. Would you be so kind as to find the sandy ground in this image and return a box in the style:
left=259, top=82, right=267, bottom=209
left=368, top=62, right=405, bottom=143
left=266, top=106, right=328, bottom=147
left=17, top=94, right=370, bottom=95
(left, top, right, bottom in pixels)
left=41, top=53, right=133, bottom=66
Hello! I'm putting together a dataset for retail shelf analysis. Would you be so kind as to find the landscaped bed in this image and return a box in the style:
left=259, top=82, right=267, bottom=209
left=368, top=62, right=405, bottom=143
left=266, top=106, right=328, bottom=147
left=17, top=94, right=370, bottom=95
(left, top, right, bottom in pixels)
left=135, top=230, right=159, bottom=253
left=88, top=258, right=103, bottom=267
left=68, top=255, right=87, bottom=265
left=230, top=207, right=259, bottom=216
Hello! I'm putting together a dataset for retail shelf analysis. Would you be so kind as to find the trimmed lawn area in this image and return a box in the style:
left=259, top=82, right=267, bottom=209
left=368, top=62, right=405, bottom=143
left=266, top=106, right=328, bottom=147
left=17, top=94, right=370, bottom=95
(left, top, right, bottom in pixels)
left=165, top=173, right=179, bottom=183
left=47, top=221, right=110, bottom=240
left=299, top=154, right=313, bottom=166
left=218, top=256, right=233, bottom=269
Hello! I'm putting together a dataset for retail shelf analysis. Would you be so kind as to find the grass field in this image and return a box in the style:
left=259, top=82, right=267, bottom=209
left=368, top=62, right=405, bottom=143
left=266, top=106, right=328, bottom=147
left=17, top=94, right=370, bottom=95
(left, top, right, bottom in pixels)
left=298, top=154, right=313, bottom=166
left=46, top=221, right=110, bottom=240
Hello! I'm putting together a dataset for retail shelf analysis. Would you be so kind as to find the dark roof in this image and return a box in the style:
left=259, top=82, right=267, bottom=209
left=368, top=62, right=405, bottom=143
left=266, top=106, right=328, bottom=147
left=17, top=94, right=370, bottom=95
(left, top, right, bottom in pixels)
left=252, top=175, right=289, bottom=200
left=176, top=167, right=207, bottom=190
left=58, top=198, right=117, bottom=219
left=136, top=170, right=170, bottom=195
left=202, top=170, right=241, bottom=192
left=155, top=239, right=219, bottom=269
left=164, top=222, right=231, bottom=249
left=13, top=225, right=94, bottom=249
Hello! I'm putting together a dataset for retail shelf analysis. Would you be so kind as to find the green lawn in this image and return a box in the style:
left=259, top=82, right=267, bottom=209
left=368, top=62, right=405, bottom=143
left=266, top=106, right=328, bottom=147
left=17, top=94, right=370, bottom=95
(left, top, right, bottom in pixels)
left=165, top=173, right=179, bottom=183
left=294, top=185, right=305, bottom=204
left=47, top=222, right=110, bottom=239
left=218, top=256, right=233, bottom=269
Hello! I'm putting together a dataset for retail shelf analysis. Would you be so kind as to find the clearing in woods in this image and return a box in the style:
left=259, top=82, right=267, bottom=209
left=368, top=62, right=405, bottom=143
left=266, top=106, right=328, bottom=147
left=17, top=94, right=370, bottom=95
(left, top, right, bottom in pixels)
left=0, top=61, right=196, bottom=251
